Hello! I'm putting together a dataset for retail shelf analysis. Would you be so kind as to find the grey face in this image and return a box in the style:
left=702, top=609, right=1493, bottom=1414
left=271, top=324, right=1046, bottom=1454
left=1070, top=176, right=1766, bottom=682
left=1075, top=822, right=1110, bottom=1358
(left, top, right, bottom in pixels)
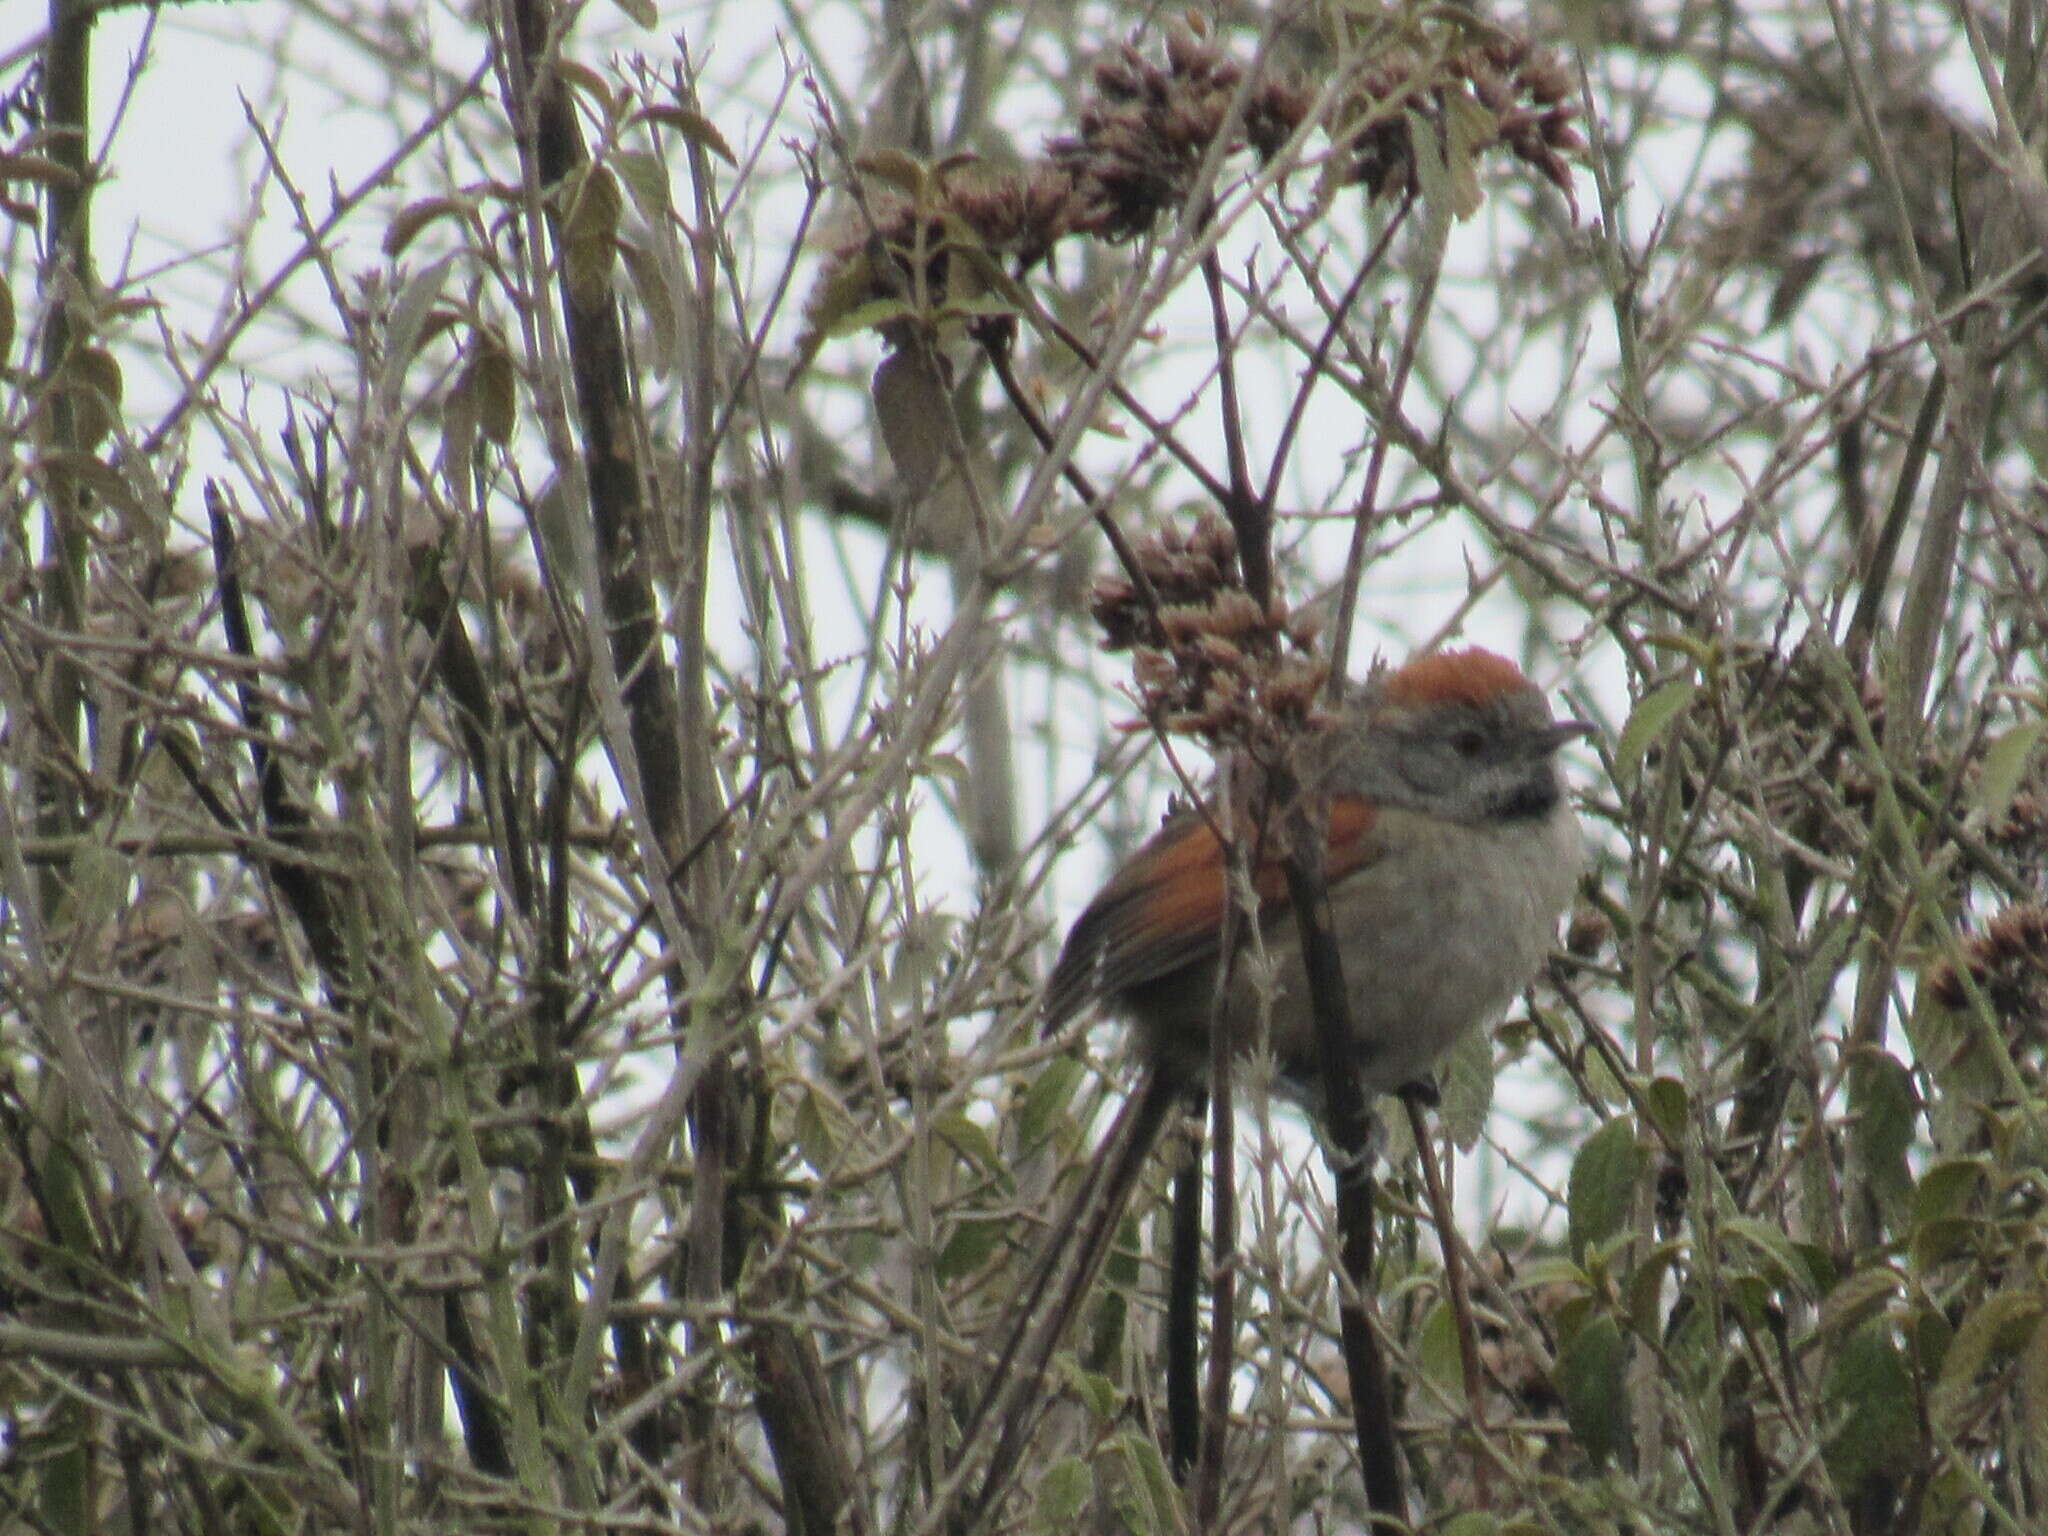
left=1334, top=688, right=1589, bottom=825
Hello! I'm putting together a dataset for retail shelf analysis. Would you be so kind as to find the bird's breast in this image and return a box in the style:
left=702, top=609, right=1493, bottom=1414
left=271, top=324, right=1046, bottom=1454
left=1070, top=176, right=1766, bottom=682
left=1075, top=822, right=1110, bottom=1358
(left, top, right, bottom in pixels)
left=1253, top=803, right=1581, bottom=1092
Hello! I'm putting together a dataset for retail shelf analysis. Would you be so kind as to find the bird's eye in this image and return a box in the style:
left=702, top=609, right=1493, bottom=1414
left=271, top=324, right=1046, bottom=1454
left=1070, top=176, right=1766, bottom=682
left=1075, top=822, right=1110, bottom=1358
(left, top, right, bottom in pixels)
left=1451, top=729, right=1486, bottom=758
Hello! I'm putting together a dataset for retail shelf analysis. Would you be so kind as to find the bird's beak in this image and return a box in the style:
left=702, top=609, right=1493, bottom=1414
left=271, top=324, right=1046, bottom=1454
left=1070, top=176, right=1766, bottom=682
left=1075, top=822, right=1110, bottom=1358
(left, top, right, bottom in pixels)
left=1541, top=718, right=1597, bottom=752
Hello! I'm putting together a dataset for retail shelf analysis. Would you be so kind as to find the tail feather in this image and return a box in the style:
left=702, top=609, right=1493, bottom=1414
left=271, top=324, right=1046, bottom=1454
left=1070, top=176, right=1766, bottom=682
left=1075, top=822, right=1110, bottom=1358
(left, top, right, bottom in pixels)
left=952, top=1069, right=1182, bottom=1523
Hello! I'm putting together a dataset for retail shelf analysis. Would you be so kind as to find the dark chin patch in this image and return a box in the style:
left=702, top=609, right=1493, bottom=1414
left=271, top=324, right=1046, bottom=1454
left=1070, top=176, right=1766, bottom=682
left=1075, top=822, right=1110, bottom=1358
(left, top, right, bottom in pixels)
left=1496, top=775, right=1560, bottom=820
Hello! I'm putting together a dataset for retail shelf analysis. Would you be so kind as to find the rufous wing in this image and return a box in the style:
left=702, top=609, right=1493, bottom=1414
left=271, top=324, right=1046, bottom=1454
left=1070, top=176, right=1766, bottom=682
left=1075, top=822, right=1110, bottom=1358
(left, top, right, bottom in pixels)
left=1043, top=795, right=1382, bottom=1030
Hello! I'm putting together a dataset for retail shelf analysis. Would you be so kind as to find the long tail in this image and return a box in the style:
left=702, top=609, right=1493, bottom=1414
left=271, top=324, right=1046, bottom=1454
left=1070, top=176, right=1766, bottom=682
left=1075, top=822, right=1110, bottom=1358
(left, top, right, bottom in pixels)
left=947, top=1068, right=1182, bottom=1527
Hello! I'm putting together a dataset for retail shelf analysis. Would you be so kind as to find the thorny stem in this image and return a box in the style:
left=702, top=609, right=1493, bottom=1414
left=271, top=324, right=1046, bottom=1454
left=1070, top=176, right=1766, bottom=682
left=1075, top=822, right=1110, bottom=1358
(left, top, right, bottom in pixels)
left=1328, top=191, right=1438, bottom=687
left=1407, top=1091, right=1491, bottom=1503
left=1202, top=249, right=1268, bottom=603
left=980, top=329, right=1165, bottom=613
left=1279, top=791, right=1407, bottom=1524
left=1258, top=194, right=1414, bottom=519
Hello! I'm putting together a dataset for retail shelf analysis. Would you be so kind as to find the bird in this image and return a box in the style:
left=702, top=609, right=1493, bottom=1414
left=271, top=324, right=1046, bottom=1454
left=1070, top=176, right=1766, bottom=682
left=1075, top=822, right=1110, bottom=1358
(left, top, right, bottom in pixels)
left=959, top=646, right=1589, bottom=1507
left=1044, top=644, right=1589, bottom=1097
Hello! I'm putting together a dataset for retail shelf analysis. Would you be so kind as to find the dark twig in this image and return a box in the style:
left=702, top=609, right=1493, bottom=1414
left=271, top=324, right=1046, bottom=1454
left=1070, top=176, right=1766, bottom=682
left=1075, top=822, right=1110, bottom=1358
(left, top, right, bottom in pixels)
left=978, top=326, right=1164, bottom=613
left=1192, top=798, right=1249, bottom=1527
left=955, top=1073, right=1183, bottom=1526
left=1405, top=1090, right=1490, bottom=1503
left=203, top=483, right=348, bottom=987
left=1201, top=250, right=1269, bottom=603
left=1165, top=1100, right=1205, bottom=1480
left=1258, top=196, right=1414, bottom=518
left=1279, top=788, right=1406, bottom=1525
left=1328, top=191, right=1436, bottom=685
left=1028, top=308, right=1237, bottom=509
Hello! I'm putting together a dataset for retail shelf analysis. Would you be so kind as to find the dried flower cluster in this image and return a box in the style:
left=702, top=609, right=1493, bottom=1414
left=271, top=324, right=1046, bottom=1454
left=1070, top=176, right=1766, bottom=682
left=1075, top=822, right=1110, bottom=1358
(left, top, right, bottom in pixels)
left=1089, top=514, right=1326, bottom=751
left=1733, top=649, right=2048, bottom=888
left=1926, top=902, right=2048, bottom=1033
left=1694, top=643, right=1915, bottom=856
left=797, top=23, right=1582, bottom=362
left=1043, top=26, right=1312, bottom=243
left=1340, top=38, right=1580, bottom=209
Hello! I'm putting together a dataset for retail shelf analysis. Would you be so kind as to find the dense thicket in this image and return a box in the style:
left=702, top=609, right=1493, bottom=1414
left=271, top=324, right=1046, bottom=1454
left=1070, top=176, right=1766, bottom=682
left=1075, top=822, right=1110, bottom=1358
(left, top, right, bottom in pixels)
left=2, top=2, right=2044, bottom=1532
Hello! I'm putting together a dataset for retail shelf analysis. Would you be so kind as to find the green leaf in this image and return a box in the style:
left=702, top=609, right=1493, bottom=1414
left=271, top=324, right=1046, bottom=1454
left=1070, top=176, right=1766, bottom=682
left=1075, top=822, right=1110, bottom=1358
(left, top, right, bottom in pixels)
left=1060, top=1361, right=1119, bottom=1422
left=36, top=451, right=143, bottom=523
left=610, top=148, right=673, bottom=227
left=1643, top=630, right=1722, bottom=667
left=1016, top=1056, right=1083, bottom=1151
left=947, top=242, right=1035, bottom=313
left=474, top=341, right=516, bottom=448
left=1554, top=1313, right=1631, bottom=1465
left=1723, top=1216, right=1817, bottom=1298
left=1441, top=91, right=1492, bottom=219
left=1642, top=1075, right=1688, bottom=1144
left=1849, top=1048, right=1917, bottom=1225
left=936, top=289, right=1022, bottom=323
left=39, top=1139, right=98, bottom=1256
left=1975, top=717, right=2045, bottom=821
left=0, top=272, right=14, bottom=365
left=1033, top=1456, right=1092, bottom=1530
left=856, top=148, right=930, bottom=198
left=1912, top=1217, right=1979, bottom=1271
left=1818, top=1266, right=1901, bottom=1341
left=872, top=345, right=951, bottom=496
left=450, top=331, right=516, bottom=451
left=1625, top=1240, right=1686, bottom=1338
left=560, top=165, right=622, bottom=308
left=38, top=1421, right=89, bottom=1536
left=440, top=373, right=477, bottom=467
left=1579, top=1038, right=1628, bottom=1108
left=789, top=248, right=883, bottom=381
left=1417, top=1300, right=1465, bottom=1402
left=1912, top=1157, right=1988, bottom=1227
left=383, top=194, right=468, bottom=260
left=1912, top=1296, right=1954, bottom=1377
left=1567, top=1116, right=1642, bottom=1260
left=793, top=1087, right=840, bottom=1174
left=1793, top=1240, right=1844, bottom=1297
left=1433, top=1015, right=1496, bottom=1152
left=553, top=60, right=617, bottom=120
left=1513, top=1256, right=1591, bottom=1294
left=1106, top=1429, right=1175, bottom=1536
left=56, top=344, right=123, bottom=450
left=1933, top=1289, right=2045, bottom=1434
left=1823, top=1323, right=1918, bottom=1493
left=1405, top=106, right=1454, bottom=245
left=1615, top=676, right=1698, bottom=777
left=631, top=105, right=738, bottom=167
left=1720, top=1272, right=1777, bottom=1329
left=616, top=235, right=678, bottom=377
left=379, top=253, right=454, bottom=401
left=1086, top=1211, right=1141, bottom=1365
left=936, top=1217, right=1006, bottom=1279
left=824, top=295, right=919, bottom=341
left=932, top=1110, right=1002, bottom=1175
left=609, top=0, right=656, bottom=25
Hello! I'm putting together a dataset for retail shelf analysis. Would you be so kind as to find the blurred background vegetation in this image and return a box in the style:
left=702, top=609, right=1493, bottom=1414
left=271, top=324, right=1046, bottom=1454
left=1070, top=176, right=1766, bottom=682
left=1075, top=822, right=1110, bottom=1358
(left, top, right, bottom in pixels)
left=1, top=0, right=2044, bottom=1531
